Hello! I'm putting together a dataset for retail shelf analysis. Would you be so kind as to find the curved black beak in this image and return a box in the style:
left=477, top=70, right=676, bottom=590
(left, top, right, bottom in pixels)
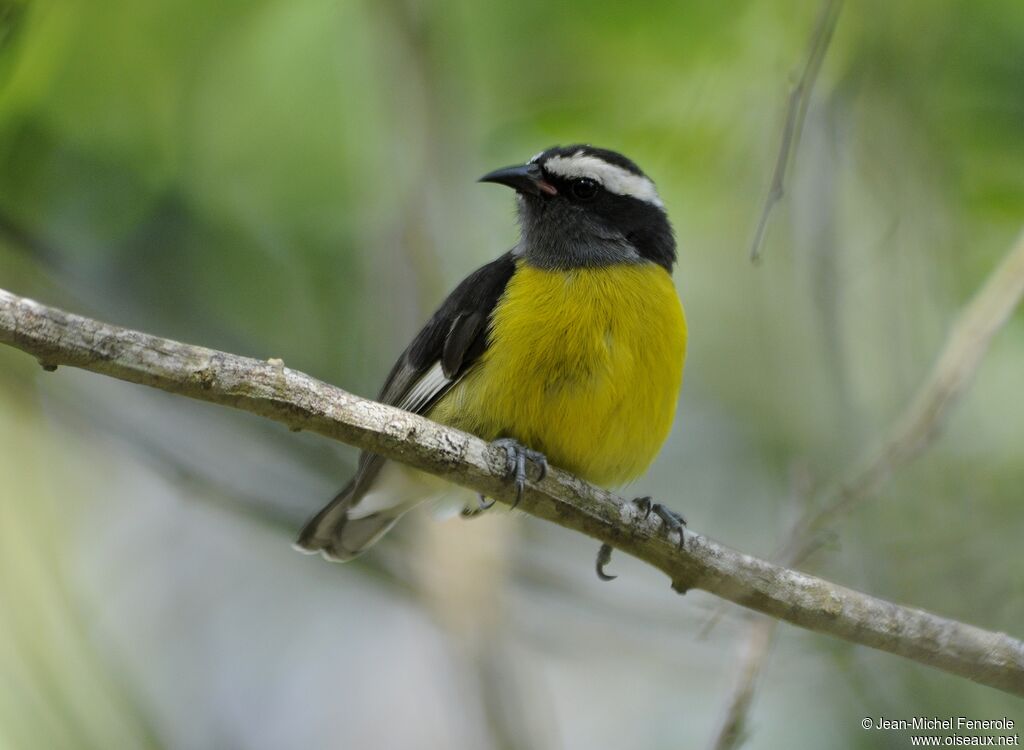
left=478, top=163, right=557, bottom=196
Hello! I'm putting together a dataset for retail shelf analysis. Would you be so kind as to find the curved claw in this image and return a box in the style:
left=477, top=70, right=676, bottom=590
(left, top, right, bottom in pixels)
left=633, top=496, right=653, bottom=520
left=477, top=494, right=496, bottom=511
left=652, top=504, right=687, bottom=550
left=491, top=438, right=548, bottom=509
left=513, top=472, right=525, bottom=509
left=595, top=543, right=617, bottom=582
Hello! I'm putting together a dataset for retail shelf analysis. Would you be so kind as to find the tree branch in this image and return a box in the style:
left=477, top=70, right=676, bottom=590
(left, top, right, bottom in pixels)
left=791, top=227, right=1024, bottom=561
left=710, top=227, right=1024, bottom=747
left=1, top=286, right=1023, bottom=696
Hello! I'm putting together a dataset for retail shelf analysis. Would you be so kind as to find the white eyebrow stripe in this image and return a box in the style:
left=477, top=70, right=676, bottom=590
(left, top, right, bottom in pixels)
left=543, top=152, right=663, bottom=207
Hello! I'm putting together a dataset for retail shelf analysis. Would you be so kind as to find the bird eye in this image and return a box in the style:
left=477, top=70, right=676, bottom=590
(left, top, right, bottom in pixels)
left=571, top=178, right=599, bottom=200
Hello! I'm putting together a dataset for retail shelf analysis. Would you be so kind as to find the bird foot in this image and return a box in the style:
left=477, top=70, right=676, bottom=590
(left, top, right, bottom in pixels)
left=461, top=493, right=496, bottom=518
left=491, top=438, right=548, bottom=509
left=634, top=496, right=686, bottom=550
left=595, top=499, right=687, bottom=582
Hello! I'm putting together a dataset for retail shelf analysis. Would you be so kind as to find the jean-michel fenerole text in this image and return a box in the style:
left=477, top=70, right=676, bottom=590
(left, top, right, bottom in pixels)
left=872, top=717, right=1016, bottom=732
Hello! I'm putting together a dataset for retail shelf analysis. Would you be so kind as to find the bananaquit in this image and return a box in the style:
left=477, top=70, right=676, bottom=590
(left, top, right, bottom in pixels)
left=296, top=145, right=687, bottom=563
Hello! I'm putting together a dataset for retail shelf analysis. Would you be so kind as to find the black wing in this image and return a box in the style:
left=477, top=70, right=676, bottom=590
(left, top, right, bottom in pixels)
left=349, top=250, right=517, bottom=494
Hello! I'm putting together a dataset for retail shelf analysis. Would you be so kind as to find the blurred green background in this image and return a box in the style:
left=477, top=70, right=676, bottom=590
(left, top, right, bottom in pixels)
left=1, top=0, right=1023, bottom=747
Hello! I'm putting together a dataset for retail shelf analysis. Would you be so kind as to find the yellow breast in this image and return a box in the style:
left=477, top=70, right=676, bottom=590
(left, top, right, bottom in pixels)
left=429, top=261, right=687, bottom=487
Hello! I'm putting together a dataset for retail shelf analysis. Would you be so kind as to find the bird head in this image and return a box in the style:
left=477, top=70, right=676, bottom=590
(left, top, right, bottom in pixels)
left=479, top=145, right=676, bottom=272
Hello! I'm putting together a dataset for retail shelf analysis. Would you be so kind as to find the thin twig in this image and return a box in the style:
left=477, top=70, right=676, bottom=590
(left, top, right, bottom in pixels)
left=749, top=0, right=843, bottom=262
left=791, top=231, right=1024, bottom=562
left=709, top=228, right=1024, bottom=747
left=1, top=284, right=1023, bottom=695
left=711, top=619, right=778, bottom=750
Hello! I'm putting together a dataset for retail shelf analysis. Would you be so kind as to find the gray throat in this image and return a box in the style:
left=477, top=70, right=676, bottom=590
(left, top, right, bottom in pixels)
left=515, top=219, right=642, bottom=271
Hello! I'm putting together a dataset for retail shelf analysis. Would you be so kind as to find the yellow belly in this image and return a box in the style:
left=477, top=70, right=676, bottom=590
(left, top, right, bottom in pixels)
left=429, top=261, right=687, bottom=487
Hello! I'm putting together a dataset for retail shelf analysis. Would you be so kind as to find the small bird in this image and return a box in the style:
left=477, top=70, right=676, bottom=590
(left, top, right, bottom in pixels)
left=295, top=145, right=687, bottom=574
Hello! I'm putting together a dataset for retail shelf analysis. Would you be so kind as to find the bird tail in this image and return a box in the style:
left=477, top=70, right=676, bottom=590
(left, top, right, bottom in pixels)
left=293, top=481, right=401, bottom=562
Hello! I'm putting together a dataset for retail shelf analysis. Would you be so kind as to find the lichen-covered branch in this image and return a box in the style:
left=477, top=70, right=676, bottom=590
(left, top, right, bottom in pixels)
left=1, top=287, right=1022, bottom=696
left=710, top=227, right=1024, bottom=747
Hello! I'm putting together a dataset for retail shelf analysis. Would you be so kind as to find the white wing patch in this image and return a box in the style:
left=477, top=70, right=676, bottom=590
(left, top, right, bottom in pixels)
left=397, top=361, right=452, bottom=415
left=544, top=151, right=663, bottom=208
